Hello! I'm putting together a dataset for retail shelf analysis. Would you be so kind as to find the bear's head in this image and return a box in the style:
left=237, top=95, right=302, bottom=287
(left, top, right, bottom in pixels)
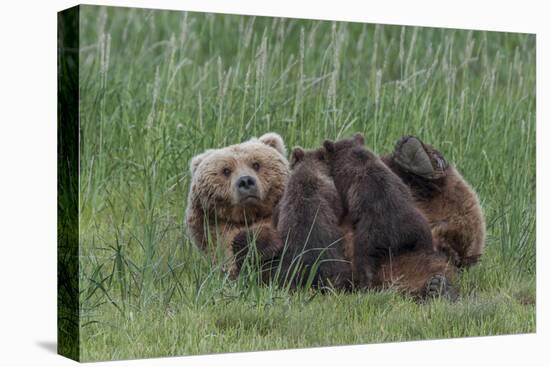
left=323, top=132, right=377, bottom=166
left=188, top=133, right=289, bottom=224
left=290, top=146, right=331, bottom=176
left=323, top=133, right=365, bottom=155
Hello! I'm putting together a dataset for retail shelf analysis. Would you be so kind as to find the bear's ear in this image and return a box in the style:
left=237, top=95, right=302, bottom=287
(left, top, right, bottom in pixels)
left=353, top=133, right=365, bottom=146
left=259, top=132, right=286, bottom=156
left=290, top=147, right=305, bottom=166
left=189, top=150, right=213, bottom=176
left=323, top=140, right=335, bottom=153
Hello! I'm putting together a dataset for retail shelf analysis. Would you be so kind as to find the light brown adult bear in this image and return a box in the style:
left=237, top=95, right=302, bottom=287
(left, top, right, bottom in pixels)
left=186, top=133, right=289, bottom=277
left=186, top=133, right=472, bottom=298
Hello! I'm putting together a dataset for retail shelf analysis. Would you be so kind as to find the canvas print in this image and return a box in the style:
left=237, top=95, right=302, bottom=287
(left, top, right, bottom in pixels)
left=57, top=4, right=536, bottom=362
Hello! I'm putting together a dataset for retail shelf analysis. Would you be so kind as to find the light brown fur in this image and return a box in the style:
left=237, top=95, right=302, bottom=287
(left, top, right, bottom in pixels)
left=381, top=137, right=486, bottom=270
left=186, top=133, right=289, bottom=275
left=413, top=167, right=486, bottom=267
left=375, top=252, right=456, bottom=296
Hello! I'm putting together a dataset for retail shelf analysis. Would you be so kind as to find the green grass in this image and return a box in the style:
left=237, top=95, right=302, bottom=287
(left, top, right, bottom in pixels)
left=75, top=5, right=536, bottom=361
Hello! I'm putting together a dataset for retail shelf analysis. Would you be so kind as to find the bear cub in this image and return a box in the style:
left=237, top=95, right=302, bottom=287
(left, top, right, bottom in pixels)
left=275, top=147, right=352, bottom=290
left=323, top=133, right=433, bottom=289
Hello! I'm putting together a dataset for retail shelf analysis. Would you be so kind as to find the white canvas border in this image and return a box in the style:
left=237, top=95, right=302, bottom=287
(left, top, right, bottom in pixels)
left=0, top=1, right=546, bottom=366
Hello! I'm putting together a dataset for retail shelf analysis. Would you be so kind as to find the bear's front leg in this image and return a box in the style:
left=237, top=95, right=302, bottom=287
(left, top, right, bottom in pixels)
left=232, top=222, right=284, bottom=282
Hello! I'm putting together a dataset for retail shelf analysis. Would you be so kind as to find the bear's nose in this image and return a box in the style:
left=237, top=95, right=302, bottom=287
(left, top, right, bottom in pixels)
left=236, top=175, right=257, bottom=196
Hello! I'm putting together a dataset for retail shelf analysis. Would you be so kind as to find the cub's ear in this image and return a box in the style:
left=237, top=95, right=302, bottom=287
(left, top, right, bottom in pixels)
left=189, top=150, right=213, bottom=176
left=323, top=140, right=335, bottom=153
left=259, top=132, right=286, bottom=156
left=353, top=133, right=365, bottom=146
left=290, top=147, right=305, bottom=167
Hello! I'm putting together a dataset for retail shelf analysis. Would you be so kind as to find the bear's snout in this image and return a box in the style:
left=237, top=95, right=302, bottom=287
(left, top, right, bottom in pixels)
left=236, top=175, right=259, bottom=202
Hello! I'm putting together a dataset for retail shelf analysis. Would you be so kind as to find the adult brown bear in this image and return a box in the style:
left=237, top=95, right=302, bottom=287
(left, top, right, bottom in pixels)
left=185, top=133, right=288, bottom=277
left=186, top=133, right=484, bottom=298
left=381, top=136, right=486, bottom=269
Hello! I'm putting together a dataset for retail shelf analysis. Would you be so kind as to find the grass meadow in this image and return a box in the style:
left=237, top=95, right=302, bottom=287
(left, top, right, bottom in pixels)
left=75, top=5, right=535, bottom=361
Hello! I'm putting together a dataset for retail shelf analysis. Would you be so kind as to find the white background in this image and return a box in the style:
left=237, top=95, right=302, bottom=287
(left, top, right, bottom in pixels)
left=0, top=0, right=547, bottom=365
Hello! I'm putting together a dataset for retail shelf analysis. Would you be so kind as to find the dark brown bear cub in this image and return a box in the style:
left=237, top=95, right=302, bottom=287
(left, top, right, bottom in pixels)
left=323, top=133, right=433, bottom=290
left=275, top=147, right=352, bottom=290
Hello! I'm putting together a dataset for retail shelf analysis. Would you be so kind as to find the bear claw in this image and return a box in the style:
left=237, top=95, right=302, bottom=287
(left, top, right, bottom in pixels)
left=426, top=274, right=457, bottom=301
left=427, top=274, right=447, bottom=295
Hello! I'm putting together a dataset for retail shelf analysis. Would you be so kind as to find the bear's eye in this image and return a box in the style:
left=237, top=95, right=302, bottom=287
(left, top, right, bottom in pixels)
left=222, top=168, right=231, bottom=177
left=252, top=162, right=260, bottom=171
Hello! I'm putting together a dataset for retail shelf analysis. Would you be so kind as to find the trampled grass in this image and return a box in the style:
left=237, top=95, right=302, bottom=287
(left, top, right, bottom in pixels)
left=75, top=5, right=536, bottom=361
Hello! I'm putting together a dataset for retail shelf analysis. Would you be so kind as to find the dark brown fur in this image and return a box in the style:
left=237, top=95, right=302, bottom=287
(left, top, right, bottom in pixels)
left=275, top=147, right=352, bottom=290
left=323, top=134, right=434, bottom=290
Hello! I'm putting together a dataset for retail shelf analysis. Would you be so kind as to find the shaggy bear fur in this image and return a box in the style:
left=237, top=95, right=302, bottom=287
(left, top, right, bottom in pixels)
left=323, top=133, right=434, bottom=290
left=187, top=132, right=463, bottom=299
left=275, top=147, right=352, bottom=290
left=375, top=251, right=457, bottom=299
left=381, top=136, right=486, bottom=268
left=186, top=132, right=289, bottom=277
